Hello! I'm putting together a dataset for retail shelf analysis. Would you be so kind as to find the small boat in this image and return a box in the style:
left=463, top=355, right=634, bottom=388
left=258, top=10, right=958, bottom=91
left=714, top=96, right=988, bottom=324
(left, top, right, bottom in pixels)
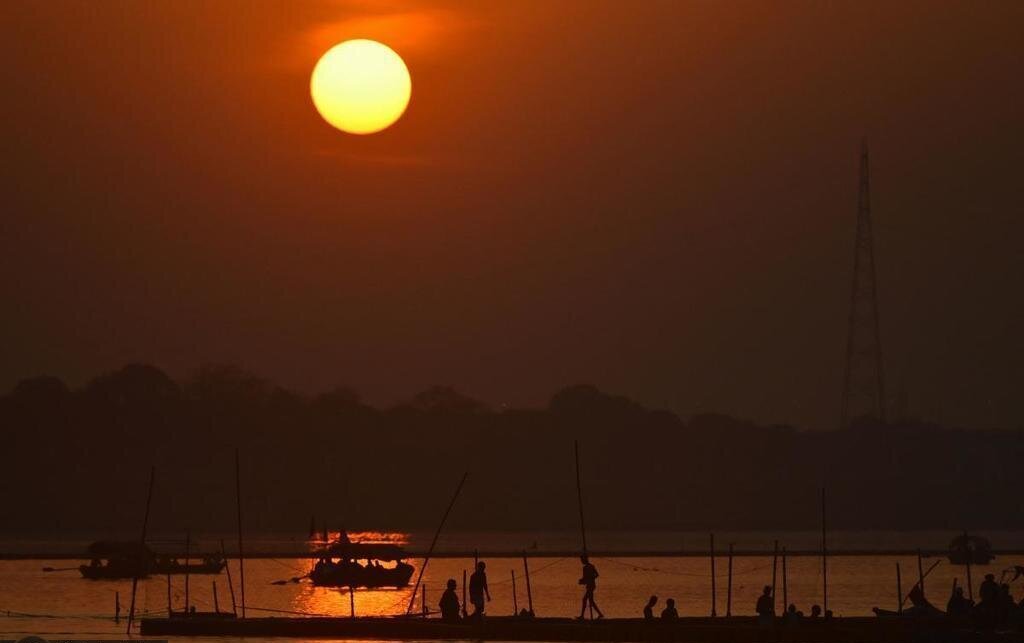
left=308, top=536, right=415, bottom=588
left=948, top=533, right=995, bottom=565
left=79, top=540, right=226, bottom=579
left=79, top=540, right=154, bottom=579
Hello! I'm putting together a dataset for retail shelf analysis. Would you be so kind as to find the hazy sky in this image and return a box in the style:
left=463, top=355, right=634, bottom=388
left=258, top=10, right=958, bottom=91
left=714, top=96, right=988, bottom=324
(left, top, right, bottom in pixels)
left=2, top=1, right=1022, bottom=429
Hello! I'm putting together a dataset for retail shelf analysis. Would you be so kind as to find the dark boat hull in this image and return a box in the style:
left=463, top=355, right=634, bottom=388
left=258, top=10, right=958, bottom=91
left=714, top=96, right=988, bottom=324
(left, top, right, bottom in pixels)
left=309, top=561, right=415, bottom=588
left=79, top=560, right=225, bottom=579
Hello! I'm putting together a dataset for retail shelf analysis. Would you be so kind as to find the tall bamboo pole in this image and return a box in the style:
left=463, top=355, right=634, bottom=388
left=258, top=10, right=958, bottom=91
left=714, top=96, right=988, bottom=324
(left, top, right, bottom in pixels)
left=220, top=539, right=237, bottom=616
left=726, top=543, right=734, bottom=617
left=896, top=563, right=903, bottom=616
left=126, top=466, right=155, bottom=635
left=184, top=529, right=191, bottom=614
left=405, top=472, right=469, bottom=615
left=709, top=533, right=717, bottom=617
left=821, top=487, right=828, bottom=613
left=235, top=449, right=246, bottom=618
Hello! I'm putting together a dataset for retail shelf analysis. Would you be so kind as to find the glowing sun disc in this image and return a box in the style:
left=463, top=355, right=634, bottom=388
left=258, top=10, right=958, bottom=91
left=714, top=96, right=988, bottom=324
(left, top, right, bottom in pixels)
left=310, top=39, right=412, bottom=135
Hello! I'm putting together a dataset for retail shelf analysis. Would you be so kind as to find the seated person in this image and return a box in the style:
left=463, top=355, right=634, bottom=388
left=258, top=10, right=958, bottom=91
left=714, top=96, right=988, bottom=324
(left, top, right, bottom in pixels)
left=661, top=598, right=679, bottom=620
left=439, top=578, right=461, bottom=622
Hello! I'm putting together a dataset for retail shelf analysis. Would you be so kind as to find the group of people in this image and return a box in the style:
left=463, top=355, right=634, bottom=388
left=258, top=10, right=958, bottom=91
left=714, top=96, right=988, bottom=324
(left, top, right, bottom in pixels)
left=944, top=573, right=1022, bottom=625
left=438, top=556, right=1024, bottom=625
left=439, top=561, right=493, bottom=622
left=440, top=556, right=603, bottom=622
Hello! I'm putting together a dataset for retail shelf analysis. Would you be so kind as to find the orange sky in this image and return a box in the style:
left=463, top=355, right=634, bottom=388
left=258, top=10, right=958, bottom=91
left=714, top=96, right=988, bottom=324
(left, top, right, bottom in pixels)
left=2, top=1, right=1023, bottom=428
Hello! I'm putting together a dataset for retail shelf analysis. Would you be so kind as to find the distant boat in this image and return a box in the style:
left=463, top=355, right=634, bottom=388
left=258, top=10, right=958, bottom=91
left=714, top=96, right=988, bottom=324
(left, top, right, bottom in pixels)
left=307, top=537, right=415, bottom=588
left=948, top=533, right=995, bottom=565
left=79, top=540, right=225, bottom=580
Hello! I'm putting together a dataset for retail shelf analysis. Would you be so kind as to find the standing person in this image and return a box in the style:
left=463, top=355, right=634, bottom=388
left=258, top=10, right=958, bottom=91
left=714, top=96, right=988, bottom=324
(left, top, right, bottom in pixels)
left=469, top=561, right=491, bottom=618
left=578, top=556, right=605, bottom=620
left=755, top=585, right=775, bottom=625
left=439, top=578, right=461, bottom=622
left=643, top=595, right=658, bottom=620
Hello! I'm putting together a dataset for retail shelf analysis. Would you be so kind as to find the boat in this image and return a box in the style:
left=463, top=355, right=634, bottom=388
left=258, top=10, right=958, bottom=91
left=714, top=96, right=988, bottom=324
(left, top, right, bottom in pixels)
left=79, top=540, right=154, bottom=579
left=307, top=536, right=415, bottom=588
left=948, top=533, right=995, bottom=565
left=78, top=540, right=225, bottom=579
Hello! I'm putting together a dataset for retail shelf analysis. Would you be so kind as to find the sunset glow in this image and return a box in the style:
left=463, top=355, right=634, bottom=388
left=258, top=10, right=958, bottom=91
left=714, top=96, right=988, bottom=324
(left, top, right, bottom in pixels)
left=310, top=39, right=411, bottom=135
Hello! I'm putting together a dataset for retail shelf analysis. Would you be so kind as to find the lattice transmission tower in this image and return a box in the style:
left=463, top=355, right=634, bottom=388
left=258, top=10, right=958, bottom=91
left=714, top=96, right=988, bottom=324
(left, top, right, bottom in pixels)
left=840, top=139, right=886, bottom=429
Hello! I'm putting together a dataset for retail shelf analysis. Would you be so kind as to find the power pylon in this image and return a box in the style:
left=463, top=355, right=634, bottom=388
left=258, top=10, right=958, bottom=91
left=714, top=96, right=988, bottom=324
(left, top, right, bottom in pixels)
left=840, top=139, right=886, bottom=428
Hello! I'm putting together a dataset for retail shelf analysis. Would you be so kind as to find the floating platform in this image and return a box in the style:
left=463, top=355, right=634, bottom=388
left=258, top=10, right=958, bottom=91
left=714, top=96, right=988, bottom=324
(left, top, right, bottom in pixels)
left=139, top=614, right=1024, bottom=642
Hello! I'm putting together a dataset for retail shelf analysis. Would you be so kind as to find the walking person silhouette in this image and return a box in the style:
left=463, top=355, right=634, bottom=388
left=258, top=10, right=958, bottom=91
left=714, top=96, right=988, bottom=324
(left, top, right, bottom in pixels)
left=577, top=556, right=604, bottom=620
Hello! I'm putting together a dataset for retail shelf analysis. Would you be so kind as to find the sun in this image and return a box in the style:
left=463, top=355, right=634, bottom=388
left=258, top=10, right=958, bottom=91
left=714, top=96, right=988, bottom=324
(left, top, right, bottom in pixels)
left=310, top=40, right=411, bottom=135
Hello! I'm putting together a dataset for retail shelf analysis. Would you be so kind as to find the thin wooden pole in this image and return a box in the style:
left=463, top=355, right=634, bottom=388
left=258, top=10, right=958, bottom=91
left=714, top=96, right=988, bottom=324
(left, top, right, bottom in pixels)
left=115, top=591, right=120, bottom=624
left=771, top=540, right=779, bottom=611
left=213, top=580, right=220, bottom=614
left=821, top=487, right=828, bottom=613
left=511, top=570, right=518, bottom=615
left=574, top=441, right=588, bottom=557
left=235, top=449, right=246, bottom=618
left=184, top=529, right=191, bottom=615
left=917, top=548, right=925, bottom=597
left=782, top=546, right=788, bottom=611
left=422, top=584, right=427, bottom=617
left=726, top=543, right=734, bottom=617
left=405, top=472, right=469, bottom=615
left=166, top=572, right=172, bottom=616
left=896, top=563, right=903, bottom=616
left=126, top=466, right=155, bottom=635
left=462, top=569, right=468, bottom=618
left=220, top=539, right=237, bottom=616
left=349, top=586, right=355, bottom=618
left=964, top=531, right=974, bottom=602
left=523, top=553, right=534, bottom=615
left=709, top=533, right=717, bottom=617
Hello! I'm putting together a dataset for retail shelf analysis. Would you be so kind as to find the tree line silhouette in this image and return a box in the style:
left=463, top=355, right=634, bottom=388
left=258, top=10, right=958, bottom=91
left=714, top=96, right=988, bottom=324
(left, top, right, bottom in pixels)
left=2, top=363, right=1022, bottom=536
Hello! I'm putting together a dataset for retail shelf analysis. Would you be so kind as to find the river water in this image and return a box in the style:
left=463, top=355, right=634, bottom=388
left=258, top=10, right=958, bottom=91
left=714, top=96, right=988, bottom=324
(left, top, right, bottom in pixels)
left=2, top=530, right=1023, bottom=641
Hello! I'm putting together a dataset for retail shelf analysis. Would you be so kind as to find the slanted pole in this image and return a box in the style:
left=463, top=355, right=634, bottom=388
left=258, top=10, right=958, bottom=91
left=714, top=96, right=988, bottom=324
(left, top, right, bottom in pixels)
left=896, top=563, right=903, bottom=616
left=221, top=539, right=237, bottom=616
left=126, top=466, right=155, bottom=635
left=709, top=533, right=717, bottom=617
left=213, top=580, right=220, bottom=613
left=782, top=547, right=788, bottom=611
left=349, top=586, right=355, bottom=618
left=422, top=584, right=427, bottom=617
left=523, top=553, right=534, bottom=615
left=726, top=543, right=734, bottom=617
left=405, top=472, right=469, bottom=615
left=235, top=449, right=246, bottom=618
left=166, top=573, right=172, bottom=616
left=511, top=570, right=518, bottom=615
